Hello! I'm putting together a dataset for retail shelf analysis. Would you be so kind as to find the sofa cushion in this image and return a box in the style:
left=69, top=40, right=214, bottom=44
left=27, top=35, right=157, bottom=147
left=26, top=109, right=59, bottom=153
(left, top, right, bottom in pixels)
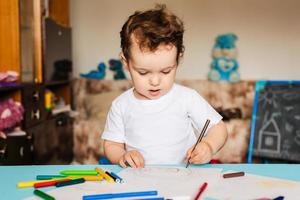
left=85, top=91, right=121, bottom=119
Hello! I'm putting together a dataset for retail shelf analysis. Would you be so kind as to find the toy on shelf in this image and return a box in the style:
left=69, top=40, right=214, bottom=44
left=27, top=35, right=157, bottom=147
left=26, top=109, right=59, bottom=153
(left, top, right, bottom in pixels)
left=109, top=59, right=126, bottom=80
left=80, top=62, right=106, bottom=80
left=0, top=71, right=19, bottom=87
left=51, top=59, right=72, bottom=81
left=0, top=98, right=24, bottom=132
left=45, top=90, right=56, bottom=112
left=208, top=33, right=240, bottom=83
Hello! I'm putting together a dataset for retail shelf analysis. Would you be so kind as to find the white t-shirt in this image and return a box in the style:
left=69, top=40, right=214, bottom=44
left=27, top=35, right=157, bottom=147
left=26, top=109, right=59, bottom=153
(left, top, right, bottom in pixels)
left=102, top=83, right=222, bottom=164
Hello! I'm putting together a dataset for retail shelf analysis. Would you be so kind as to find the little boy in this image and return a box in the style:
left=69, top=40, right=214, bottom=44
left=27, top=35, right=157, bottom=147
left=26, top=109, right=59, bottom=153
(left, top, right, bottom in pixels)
left=102, top=5, right=228, bottom=168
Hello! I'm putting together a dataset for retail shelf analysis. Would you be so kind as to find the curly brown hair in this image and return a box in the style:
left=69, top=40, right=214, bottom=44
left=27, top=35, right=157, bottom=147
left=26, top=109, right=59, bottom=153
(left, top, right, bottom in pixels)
left=120, top=4, right=185, bottom=63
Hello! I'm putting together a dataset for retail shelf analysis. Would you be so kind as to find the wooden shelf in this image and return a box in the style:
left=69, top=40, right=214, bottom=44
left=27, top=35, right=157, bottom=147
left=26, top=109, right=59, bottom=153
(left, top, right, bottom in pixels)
left=1, top=0, right=73, bottom=165
left=45, top=80, right=71, bottom=87
left=0, top=83, right=23, bottom=92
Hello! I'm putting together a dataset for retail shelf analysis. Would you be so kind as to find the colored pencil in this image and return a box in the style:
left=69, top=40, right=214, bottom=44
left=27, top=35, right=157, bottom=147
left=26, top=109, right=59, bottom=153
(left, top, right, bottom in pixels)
left=194, top=182, right=208, bottom=200
left=223, top=171, right=245, bottom=178
left=109, top=171, right=124, bottom=183
left=55, top=178, right=85, bottom=187
left=95, top=167, right=114, bottom=183
left=60, top=170, right=98, bottom=176
left=17, top=180, right=53, bottom=188
left=273, top=196, right=285, bottom=200
left=34, top=178, right=71, bottom=188
left=33, top=189, right=55, bottom=200
left=186, top=119, right=210, bottom=168
left=36, top=175, right=67, bottom=180
left=68, top=175, right=103, bottom=181
left=83, top=190, right=158, bottom=200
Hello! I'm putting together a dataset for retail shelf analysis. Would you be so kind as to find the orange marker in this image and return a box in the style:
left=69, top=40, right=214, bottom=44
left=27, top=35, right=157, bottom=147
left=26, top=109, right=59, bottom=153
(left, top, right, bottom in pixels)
left=68, top=176, right=103, bottom=181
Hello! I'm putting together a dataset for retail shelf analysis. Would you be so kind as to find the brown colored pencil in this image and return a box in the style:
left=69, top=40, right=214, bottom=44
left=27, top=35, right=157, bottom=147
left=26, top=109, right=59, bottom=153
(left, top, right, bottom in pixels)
left=223, top=171, right=245, bottom=178
left=186, top=119, right=210, bottom=168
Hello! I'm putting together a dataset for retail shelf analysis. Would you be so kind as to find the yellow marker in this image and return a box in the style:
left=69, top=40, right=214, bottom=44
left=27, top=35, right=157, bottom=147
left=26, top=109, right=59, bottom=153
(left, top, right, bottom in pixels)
left=17, top=180, right=51, bottom=188
left=17, top=177, right=73, bottom=188
left=68, top=176, right=104, bottom=181
left=95, top=167, right=114, bottom=183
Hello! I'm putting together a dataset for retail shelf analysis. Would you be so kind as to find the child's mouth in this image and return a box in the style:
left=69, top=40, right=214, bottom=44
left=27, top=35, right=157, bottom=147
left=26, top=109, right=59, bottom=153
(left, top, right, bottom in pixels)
left=149, top=89, right=160, bottom=96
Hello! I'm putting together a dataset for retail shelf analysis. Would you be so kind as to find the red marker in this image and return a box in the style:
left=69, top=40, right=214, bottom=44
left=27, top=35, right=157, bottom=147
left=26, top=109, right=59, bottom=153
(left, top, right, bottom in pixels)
left=194, top=182, right=208, bottom=200
left=34, top=178, right=70, bottom=188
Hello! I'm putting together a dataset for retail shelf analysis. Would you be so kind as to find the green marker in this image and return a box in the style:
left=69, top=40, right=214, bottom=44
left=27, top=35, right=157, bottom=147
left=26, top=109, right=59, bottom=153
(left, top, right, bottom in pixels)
left=36, top=175, right=67, bottom=180
left=55, top=178, right=85, bottom=187
left=60, top=170, right=98, bottom=176
left=34, top=189, right=55, bottom=200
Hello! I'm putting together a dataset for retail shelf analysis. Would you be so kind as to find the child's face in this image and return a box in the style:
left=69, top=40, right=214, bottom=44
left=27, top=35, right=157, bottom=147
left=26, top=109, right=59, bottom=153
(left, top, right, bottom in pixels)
left=123, top=38, right=178, bottom=100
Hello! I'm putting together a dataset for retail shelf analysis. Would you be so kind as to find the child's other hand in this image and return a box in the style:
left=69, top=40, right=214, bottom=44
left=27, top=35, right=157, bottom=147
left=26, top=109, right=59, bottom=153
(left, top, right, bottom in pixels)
left=186, top=141, right=213, bottom=164
left=119, top=150, right=145, bottom=168
left=0, top=131, right=6, bottom=139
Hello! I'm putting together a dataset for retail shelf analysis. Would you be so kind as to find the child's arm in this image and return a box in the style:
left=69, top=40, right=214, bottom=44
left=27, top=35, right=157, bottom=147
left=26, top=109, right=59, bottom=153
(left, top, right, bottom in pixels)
left=103, top=140, right=145, bottom=168
left=186, top=120, right=228, bottom=164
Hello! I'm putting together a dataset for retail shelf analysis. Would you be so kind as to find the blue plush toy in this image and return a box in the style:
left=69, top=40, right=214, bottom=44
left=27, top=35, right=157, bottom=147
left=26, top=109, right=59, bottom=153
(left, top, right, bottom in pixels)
left=209, top=57, right=239, bottom=82
left=208, top=33, right=240, bottom=83
left=214, top=33, right=238, bottom=49
left=109, top=59, right=126, bottom=80
left=80, top=62, right=106, bottom=79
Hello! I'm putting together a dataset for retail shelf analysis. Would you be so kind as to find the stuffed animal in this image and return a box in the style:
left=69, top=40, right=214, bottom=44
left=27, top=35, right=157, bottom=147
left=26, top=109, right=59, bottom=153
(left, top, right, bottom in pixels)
left=51, top=59, right=72, bottom=81
left=214, top=33, right=238, bottom=49
left=0, top=98, right=24, bottom=132
left=208, top=33, right=240, bottom=83
left=80, top=62, right=106, bottom=80
left=109, top=59, right=126, bottom=80
left=209, top=57, right=240, bottom=82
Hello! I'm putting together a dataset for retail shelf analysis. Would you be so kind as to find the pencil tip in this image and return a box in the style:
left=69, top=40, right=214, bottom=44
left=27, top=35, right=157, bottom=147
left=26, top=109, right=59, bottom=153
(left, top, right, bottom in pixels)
left=185, top=162, right=189, bottom=168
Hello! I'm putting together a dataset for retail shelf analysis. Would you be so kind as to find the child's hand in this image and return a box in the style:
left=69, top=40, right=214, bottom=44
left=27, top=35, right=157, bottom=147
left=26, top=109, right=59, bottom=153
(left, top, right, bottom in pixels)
left=119, top=150, right=145, bottom=168
left=186, top=141, right=213, bottom=164
left=0, top=131, right=6, bottom=139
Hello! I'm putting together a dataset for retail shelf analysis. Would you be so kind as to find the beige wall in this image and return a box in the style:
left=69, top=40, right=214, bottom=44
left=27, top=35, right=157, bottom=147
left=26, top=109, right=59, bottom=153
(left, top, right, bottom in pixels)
left=70, top=0, right=300, bottom=80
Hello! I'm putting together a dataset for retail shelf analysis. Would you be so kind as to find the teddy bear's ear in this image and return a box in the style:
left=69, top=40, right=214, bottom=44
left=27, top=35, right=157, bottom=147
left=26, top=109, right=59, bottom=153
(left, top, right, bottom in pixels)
left=230, top=33, right=238, bottom=41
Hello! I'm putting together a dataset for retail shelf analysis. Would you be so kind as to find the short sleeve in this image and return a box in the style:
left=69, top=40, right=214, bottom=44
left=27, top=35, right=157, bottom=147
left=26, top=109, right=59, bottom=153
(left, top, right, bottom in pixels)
left=187, top=90, right=222, bottom=134
left=101, top=101, right=125, bottom=143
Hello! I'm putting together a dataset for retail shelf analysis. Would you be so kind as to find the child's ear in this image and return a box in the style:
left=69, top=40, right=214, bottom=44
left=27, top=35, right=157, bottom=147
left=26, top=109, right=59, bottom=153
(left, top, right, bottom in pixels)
left=119, top=52, right=129, bottom=70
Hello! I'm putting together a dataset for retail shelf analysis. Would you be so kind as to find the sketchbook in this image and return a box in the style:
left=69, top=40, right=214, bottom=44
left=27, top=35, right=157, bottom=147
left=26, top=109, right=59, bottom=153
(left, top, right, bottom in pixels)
left=25, top=166, right=300, bottom=200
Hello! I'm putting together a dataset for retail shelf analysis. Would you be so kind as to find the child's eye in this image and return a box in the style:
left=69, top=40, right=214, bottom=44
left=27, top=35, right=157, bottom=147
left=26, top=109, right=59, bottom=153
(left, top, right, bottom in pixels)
left=161, top=70, right=171, bottom=74
left=138, top=71, right=148, bottom=75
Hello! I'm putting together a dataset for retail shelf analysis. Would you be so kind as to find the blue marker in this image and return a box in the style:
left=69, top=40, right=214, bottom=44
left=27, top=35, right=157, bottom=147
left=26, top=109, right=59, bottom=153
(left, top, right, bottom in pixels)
left=273, top=196, right=284, bottom=200
left=109, top=171, right=124, bottom=183
left=83, top=190, right=158, bottom=200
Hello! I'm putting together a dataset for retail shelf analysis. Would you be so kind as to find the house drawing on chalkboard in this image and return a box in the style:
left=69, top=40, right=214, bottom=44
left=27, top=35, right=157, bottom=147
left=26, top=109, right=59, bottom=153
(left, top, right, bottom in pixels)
left=258, top=115, right=281, bottom=154
left=249, top=81, right=300, bottom=163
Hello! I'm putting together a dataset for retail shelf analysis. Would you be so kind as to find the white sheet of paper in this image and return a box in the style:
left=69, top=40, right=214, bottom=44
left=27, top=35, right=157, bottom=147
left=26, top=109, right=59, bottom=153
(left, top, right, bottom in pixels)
left=118, top=166, right=223, bottom=198
left=206, top=172, right=300, bottom=199
left=25, top=166, right=222, bottom=200
left=24, top=166, right=300, bottom=200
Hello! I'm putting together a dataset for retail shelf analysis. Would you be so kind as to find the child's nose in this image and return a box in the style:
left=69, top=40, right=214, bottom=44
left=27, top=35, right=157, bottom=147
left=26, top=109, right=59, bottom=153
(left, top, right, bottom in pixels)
left=149, top=75, right=160, bottom=86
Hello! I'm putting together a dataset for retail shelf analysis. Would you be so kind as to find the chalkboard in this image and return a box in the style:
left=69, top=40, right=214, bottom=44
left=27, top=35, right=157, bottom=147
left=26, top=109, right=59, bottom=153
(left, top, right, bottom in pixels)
left=248, top=81, right=300, bottom=163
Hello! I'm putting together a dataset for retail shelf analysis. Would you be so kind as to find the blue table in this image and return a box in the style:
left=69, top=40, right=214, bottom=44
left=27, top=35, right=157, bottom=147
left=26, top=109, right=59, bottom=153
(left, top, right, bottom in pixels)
left=1, top=164, right=299, bottom=200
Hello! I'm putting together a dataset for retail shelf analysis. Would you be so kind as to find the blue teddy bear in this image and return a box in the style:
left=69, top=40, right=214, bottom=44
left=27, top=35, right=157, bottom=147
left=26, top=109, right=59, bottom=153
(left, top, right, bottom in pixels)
left=208, top=33, right=240, bottom=83
left=214, top=33, right=238, bottom=49
left=209, top=57, right=239, bottom=82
